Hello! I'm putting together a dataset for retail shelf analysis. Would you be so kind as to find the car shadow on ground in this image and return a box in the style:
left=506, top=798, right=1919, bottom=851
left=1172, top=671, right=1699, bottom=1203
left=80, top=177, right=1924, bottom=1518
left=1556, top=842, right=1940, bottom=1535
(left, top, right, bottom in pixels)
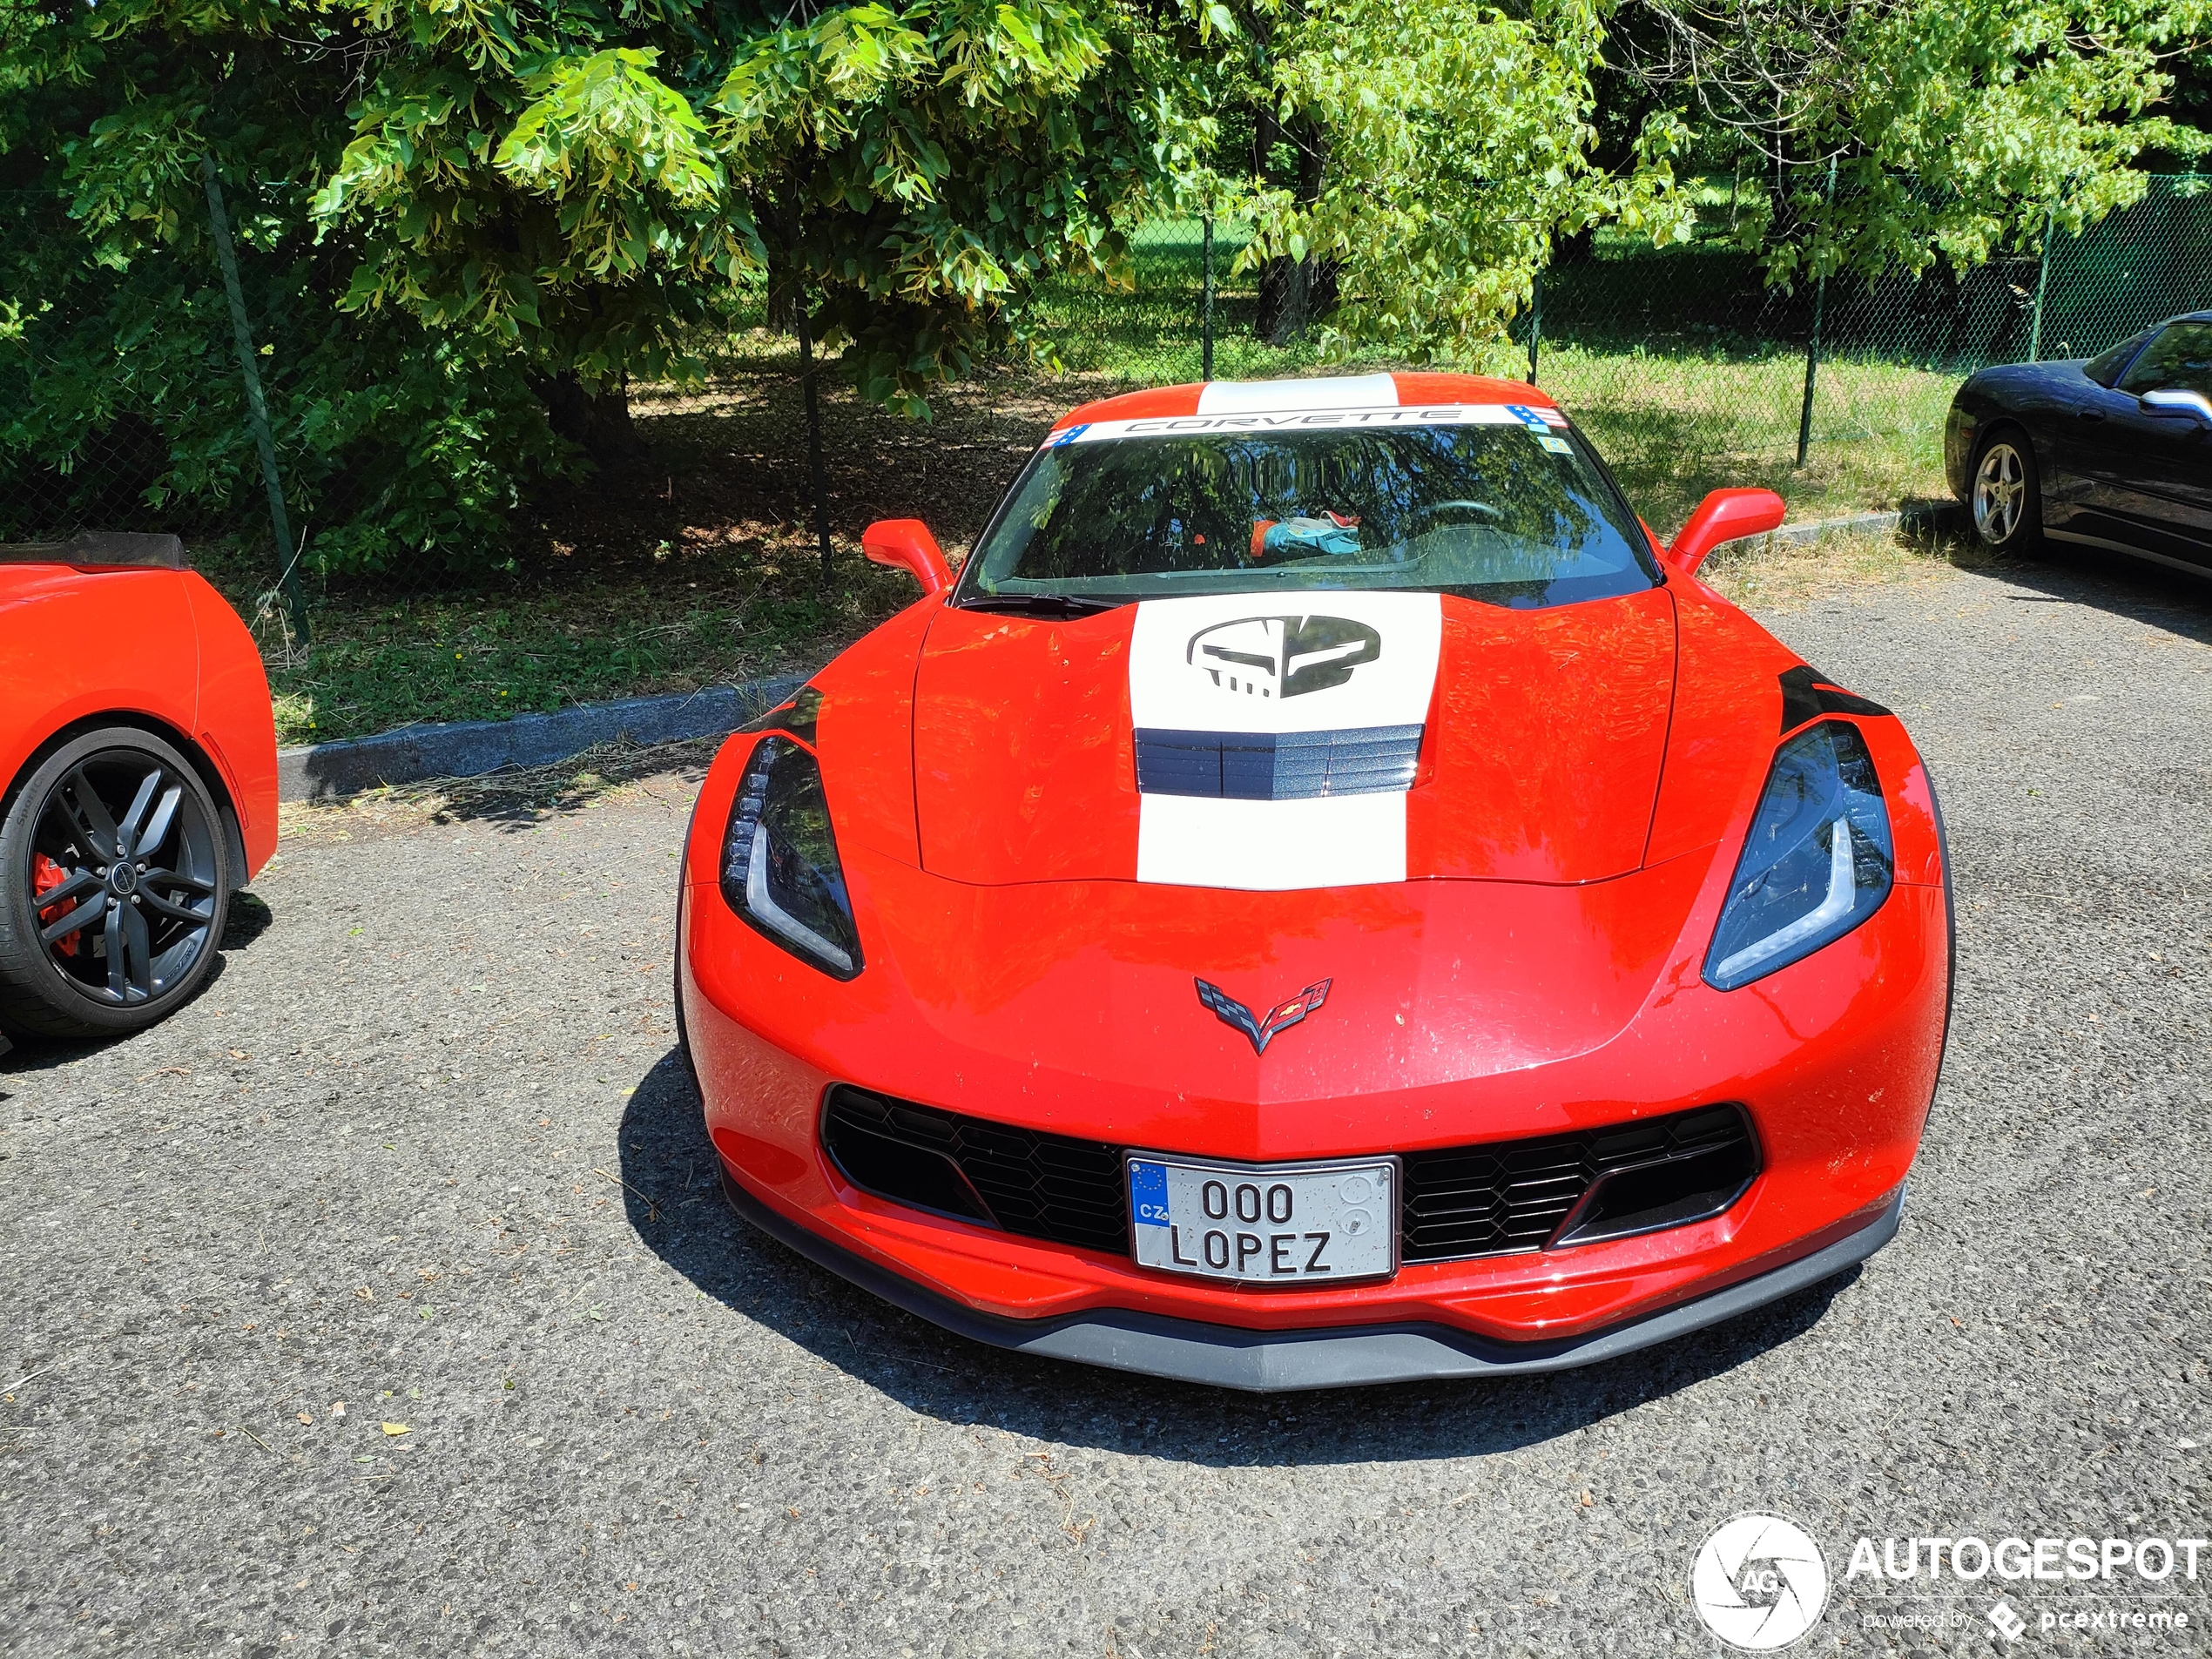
left=1970, top=542, right=2212, bottom=642
left=0, top=888, right=276, bottom=1079
left=304, top=740, right=722, bottom=837
left=618, top=1048, right=1859, bottom=1467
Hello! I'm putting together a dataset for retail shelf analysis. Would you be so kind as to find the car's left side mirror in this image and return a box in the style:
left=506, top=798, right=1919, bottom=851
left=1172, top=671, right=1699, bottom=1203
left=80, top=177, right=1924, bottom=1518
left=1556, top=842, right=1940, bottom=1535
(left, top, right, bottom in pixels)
left=2141, top=388, right=2212, bottom=427
left=1665, top=489, right=1788, bottom=578
left=861, top=518, right=953, bottom=596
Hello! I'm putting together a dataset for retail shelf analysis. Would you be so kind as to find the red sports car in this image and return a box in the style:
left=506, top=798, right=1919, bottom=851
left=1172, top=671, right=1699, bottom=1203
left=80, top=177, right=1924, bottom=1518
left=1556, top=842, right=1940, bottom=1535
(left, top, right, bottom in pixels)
left=0, top=534, right=278, bottom=1044
left=678, top=374, right=1952, bottom=1390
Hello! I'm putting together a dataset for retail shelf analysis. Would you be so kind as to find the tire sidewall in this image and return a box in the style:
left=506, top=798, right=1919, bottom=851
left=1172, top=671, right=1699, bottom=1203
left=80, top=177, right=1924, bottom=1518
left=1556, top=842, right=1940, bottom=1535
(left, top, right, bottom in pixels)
left=0, top=726, right=233, bottom=1038
left=1970, top=428, right=2042, bottom=554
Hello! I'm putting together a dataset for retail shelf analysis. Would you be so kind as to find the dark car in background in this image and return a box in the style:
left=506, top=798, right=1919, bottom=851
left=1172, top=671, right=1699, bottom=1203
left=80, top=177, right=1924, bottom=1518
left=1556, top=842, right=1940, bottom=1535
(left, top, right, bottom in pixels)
left=1946, top=310, right=2212, bottom=575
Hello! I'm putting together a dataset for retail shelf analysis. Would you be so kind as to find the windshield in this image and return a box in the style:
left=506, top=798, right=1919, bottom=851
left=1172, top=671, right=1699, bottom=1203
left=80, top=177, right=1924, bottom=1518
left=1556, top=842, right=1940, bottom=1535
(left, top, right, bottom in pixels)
left=961, top=413, right=1657, bottom=610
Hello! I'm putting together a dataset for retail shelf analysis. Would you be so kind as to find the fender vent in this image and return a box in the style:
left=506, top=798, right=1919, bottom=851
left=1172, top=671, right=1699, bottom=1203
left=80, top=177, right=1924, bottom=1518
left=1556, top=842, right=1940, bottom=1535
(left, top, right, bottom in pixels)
left=1779, top=664, right=1890, bottom=732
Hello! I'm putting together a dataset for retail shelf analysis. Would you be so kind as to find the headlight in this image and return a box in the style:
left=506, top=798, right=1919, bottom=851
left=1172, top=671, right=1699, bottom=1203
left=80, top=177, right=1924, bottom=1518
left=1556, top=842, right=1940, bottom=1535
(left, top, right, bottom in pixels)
left=1704, top=720, right=1893, bottom=991
left=719, top=736, right=864, bottom=980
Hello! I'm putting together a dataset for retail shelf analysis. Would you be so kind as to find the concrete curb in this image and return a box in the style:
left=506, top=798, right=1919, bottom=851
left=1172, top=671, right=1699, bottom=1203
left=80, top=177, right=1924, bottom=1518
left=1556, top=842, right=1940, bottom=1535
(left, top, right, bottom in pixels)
left=1764, top=500, right=1961, bottom=550
left=279, top=675, right=806, bottom=802
left=279, top=503, right=1966, bottom=802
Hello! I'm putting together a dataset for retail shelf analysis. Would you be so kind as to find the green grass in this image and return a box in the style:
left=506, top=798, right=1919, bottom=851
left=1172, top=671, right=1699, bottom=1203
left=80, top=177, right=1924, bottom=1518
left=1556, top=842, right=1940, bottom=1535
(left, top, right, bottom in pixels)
left=1024, top=216, right=1955, bottom=528
left=260, top=570, right=909, bottom=745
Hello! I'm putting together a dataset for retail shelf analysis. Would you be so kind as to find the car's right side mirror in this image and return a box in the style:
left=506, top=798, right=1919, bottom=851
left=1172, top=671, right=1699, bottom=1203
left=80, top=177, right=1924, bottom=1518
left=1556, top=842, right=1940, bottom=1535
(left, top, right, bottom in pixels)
left=2141, top=388, right=2212, bottom=426
left=1665, top=489, right=1788, bottom=578
left=861, top=518, right=953, bottom=596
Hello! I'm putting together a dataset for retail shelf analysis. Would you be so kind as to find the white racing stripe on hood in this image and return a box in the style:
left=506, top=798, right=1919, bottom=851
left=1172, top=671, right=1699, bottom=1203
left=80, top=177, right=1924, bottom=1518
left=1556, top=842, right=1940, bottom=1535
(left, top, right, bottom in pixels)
left=1130, top=593, right=1443, bottom=888
left=1129, top=592, right=1443, bottom=735
left=1196, top=374, right=1399, bottom=414
left=1140, top=792, right=1408, bottom=889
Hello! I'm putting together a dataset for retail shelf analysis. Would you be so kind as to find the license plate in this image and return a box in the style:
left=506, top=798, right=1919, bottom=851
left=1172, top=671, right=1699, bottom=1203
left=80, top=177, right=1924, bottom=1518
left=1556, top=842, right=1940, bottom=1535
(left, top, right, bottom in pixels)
left=1125, top=1154, right=1398, bottom=1285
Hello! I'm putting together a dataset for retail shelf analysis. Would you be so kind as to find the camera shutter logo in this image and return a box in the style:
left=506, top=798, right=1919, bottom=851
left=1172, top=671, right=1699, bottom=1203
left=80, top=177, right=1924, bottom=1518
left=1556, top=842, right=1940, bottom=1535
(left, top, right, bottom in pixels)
left=1690, top=1514, right=1830, bottom=1650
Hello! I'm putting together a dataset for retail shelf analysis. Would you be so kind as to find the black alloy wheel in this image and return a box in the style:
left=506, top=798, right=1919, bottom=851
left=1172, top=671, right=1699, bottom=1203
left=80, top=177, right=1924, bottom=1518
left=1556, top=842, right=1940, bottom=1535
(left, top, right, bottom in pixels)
left=0, top=728, right=233, bottom=1039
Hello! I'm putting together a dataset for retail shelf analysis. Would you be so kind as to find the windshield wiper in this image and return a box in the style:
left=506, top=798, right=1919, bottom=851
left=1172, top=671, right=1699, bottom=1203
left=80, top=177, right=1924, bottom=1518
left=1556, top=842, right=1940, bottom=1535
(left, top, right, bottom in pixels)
left=956, top=592, right=1133, bottom=617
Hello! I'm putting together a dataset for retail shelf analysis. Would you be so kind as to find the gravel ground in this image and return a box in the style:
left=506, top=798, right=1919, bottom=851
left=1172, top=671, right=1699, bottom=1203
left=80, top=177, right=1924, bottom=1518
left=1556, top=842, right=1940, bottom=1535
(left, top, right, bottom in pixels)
left=3, top=546, right=2209, bottom=1658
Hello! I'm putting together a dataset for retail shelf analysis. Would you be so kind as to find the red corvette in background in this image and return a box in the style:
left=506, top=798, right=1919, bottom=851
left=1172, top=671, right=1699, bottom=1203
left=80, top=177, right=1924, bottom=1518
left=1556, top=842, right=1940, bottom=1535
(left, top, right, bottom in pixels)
left=0, top=534, right=277, bottom=1043
left=678, top=374, right=1952, bottom=1390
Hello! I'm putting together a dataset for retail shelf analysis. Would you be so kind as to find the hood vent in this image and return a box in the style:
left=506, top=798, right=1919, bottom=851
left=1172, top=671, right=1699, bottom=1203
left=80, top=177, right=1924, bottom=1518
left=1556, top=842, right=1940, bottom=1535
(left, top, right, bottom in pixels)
left=1135, top=724, right=1423, bottom=800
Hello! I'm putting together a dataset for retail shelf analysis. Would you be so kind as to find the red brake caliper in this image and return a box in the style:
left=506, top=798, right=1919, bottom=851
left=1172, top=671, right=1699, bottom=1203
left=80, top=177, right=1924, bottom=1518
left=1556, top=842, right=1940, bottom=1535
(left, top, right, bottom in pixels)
left=32, top=853, right=81, bottom=957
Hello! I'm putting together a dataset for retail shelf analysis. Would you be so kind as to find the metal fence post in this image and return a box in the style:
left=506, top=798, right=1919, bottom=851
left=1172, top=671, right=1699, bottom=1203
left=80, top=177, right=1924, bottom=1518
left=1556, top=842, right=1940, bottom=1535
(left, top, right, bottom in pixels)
left=2028, top=206, right=2055, bottom=363
left=1527, top=266, right=1542, bottom=386
left=200, top=153, right=308, bottom=641
left=1796, top=158, right=1838, bottom=469
left=1200, top=215, right=1216, bottom=381
left=794, top=286, right=833, bottom=588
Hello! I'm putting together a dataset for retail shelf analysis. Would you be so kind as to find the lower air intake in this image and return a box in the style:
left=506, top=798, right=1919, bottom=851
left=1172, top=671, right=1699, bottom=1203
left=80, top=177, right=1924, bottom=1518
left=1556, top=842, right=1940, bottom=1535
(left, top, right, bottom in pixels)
left=1399, top=1103, right=1759, bottom=1261
left=819, top=1089, right=1757, bottom=1265
left=821, top=1086, right=1129, bottom=1254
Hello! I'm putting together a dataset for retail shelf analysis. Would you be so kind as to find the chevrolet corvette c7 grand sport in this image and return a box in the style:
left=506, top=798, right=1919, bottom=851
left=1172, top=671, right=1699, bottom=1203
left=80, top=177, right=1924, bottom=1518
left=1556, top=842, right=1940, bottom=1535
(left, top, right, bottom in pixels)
left=677, top=373, right=1952, bottom=1391
left=1, top=532, right=277, bottom=1046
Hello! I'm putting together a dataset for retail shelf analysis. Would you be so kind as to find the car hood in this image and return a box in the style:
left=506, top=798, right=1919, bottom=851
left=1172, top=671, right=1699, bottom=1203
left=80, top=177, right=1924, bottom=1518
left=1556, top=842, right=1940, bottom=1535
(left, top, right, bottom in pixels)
left=908, top=588, right=1678, bottom=888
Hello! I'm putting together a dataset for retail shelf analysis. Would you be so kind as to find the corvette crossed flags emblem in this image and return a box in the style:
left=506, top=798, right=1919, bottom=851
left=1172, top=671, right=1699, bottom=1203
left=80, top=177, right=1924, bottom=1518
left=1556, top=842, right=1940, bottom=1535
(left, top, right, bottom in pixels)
left=1194, top=977, right=1333, bottom=1056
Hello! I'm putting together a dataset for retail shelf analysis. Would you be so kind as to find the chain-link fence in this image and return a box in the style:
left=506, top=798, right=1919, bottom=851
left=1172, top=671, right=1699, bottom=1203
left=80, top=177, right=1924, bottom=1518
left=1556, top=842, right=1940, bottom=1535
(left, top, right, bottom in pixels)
left=1493, top=173, right=2212, bottom=524
left=12, top=175, right=2205, bottom=570
left=4, top=172, right=2206, bottom=741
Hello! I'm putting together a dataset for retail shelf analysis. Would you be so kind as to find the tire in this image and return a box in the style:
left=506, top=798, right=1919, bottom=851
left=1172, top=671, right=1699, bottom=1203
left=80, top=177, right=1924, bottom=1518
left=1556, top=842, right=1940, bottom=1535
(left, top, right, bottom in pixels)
left=674, top=798, right=701, bottom=1089
left=1968, top=428, right=2042, bottom=554
left=673, top=878, right=697, bottom=1088
left=0, top=727, right=233, bottom=1039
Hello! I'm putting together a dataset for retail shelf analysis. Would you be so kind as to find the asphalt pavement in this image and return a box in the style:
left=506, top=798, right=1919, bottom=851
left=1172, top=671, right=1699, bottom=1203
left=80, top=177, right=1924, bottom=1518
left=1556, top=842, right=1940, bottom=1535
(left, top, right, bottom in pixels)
left=4, top=545, right=2209, bottom=1657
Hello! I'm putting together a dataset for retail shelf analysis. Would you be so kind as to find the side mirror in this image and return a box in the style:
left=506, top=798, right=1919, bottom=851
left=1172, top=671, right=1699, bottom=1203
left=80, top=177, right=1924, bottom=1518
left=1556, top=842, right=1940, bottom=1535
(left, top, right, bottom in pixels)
left=1666, top=489, right=1788, bottom=577
left=2141, top=388, right=2212, bottom=426
left=861, top=518, right=952, bottom=596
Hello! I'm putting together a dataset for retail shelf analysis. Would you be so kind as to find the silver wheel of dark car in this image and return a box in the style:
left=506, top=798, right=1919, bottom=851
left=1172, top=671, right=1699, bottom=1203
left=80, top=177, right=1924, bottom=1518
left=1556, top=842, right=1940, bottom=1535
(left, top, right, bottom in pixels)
left=1969, top=433, right=2041, bottom=553
left=0, top=728, right=232, bottom=1040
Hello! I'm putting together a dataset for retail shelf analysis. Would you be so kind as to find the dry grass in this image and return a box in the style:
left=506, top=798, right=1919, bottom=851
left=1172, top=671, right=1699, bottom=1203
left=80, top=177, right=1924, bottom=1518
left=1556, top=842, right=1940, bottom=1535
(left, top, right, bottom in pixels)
left=1701, top=524, right=1988, bottom=612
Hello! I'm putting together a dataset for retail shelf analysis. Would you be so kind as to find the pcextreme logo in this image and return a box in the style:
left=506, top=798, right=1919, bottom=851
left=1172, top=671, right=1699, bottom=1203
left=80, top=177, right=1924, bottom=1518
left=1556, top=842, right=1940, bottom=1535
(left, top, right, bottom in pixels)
left=1690, top=1514, right=1831, bottom=1650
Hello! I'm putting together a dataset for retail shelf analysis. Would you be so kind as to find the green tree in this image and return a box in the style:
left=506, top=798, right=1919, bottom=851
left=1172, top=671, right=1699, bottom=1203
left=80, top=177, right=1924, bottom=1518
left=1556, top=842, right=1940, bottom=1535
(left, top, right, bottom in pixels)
left=301, top=0, right=1220, bottom=424
left=0, top=0, right=573, bottom=571
left=1610, top=0, right=2212, bottom=284
left=1230, top=0, right=1696, bottom=357
left=1, top=0, right=1217, bottom=571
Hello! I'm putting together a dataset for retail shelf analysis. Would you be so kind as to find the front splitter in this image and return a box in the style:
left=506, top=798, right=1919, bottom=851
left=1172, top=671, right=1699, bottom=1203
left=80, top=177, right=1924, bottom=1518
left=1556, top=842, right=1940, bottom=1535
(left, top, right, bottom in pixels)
left=717, top=1170, right=1905, bottom=1393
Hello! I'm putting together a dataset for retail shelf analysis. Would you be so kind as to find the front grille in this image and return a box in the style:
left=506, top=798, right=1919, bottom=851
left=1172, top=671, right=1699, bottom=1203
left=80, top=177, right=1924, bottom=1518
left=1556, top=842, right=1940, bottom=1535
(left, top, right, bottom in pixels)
left=820, top=1089, right=1756, bottom=1265
left=821, top=1087, right=1128, bottom=1253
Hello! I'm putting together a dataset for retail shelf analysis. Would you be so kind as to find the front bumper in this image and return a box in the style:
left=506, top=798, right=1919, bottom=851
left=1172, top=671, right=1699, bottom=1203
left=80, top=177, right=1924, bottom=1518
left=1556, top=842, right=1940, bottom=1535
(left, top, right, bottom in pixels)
left=680, top=710, right=1948, bottom=1379
left=719, top=1165, right=1904, bottom=1391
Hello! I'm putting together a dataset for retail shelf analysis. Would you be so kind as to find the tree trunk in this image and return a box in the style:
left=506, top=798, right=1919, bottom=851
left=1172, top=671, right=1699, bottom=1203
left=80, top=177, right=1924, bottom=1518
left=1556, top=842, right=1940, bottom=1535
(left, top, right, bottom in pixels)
left=533, top=371, right=648, bottom=469
left=1255, top=119, right=1332, bottom=347
left=765, top=239, right=802, bottom=334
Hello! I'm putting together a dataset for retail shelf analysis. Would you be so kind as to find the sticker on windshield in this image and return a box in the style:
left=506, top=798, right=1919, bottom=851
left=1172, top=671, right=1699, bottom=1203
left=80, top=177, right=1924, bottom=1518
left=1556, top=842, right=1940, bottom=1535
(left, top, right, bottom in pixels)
left=1503, top=404, right=1553, bottom=434
left=1042, top=405, right=1532, bottom=446
left=1537, top=434, right=1574, bottom=455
